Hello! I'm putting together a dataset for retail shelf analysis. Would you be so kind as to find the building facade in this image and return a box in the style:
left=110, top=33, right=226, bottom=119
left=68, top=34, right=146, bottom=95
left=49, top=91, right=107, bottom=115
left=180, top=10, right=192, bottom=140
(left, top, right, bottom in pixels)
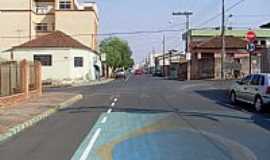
left=190, top=28, right=270, bottom=73
left=7, top=31, right=101, bottom=82
left=0, top=0, right=98, bottom=52
left=189, top=36, right=266, bottom=80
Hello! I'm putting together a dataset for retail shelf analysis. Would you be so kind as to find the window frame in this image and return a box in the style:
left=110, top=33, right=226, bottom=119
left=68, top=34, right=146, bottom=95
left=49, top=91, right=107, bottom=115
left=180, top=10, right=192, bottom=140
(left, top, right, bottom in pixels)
left=74, top=57, right=84, bottom=68
left=241, top=75, right=252, bottom=85
left=35, top=23, right=48, bottom=32
left=34, top=54, right=52, bottom=66
left=59, top=0, right=71, bottom=10
left=251, top=74, right=260, bottom=86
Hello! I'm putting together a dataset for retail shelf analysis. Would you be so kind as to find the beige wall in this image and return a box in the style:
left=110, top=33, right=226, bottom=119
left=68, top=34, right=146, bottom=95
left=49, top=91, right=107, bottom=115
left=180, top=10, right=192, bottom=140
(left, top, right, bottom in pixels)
left=0, top=0, right=99, bottom=52
left=55, top=11, right=98, bottom=50
left=0, top=12, right=31, bottom=50
left=0, top=0, right=31, bottom=10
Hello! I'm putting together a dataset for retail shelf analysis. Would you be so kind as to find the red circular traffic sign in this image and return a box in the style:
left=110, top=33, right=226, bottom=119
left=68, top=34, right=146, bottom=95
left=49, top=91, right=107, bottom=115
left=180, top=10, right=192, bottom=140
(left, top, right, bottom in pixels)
left=246, top=31, right=256, bottom=42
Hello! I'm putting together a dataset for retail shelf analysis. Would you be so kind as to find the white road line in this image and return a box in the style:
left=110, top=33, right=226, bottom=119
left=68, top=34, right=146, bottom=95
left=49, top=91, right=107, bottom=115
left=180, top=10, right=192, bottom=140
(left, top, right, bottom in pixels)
left=79, top=128, right=101, bottom=160
left=107, top=108, right=112, bottom=114
left=111, top=102, right=115, bottom=107
left=114, top=98, right=118, bottom=102
left=101, top=116, right=108, bottom=123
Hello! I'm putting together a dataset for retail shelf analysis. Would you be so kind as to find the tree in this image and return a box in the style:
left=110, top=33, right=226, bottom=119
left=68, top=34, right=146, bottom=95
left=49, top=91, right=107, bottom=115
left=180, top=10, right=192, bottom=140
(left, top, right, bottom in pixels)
left=99, top=37, right=134, bottom=70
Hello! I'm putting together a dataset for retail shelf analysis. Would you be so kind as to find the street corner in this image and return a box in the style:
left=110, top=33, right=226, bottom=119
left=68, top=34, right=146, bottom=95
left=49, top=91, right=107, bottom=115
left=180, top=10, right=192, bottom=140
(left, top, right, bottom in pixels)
left=71, top=111, right=258, bottom=160
left=0, top=92, right=83, bottom=144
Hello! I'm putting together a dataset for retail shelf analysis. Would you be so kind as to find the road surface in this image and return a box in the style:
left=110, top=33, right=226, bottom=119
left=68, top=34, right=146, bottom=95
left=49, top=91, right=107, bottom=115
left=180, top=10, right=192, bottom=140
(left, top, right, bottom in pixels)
left=1, top=75, right=270, bottom=160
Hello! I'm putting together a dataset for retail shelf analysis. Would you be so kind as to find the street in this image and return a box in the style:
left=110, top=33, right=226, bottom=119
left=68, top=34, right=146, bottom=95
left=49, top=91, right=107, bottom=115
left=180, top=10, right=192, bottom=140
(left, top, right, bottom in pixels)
left=1, top=75, right=270, bottom=160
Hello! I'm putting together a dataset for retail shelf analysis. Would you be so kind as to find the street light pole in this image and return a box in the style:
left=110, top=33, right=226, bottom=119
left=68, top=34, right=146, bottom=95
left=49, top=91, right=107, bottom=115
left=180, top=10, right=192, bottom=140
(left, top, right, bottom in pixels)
left=221, top=0, right=226, bottom=80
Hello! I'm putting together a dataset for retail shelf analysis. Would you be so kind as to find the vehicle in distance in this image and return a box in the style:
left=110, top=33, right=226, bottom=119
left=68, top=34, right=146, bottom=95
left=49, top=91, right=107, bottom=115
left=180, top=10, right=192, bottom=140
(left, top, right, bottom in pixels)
left=230, top=73, right=270, bottom=112
left=115, top=69, right=126, bottom=79
left=134, top=69, right=144, bottom=75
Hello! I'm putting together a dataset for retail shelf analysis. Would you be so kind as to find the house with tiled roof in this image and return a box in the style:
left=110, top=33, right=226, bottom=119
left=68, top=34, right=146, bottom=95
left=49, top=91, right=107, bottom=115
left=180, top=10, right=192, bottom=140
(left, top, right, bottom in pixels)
left=189, top=28, right=270, bottom=74
left=2, top=31, right=101, bottom=82
left=189, top=35, right=266, bottom=80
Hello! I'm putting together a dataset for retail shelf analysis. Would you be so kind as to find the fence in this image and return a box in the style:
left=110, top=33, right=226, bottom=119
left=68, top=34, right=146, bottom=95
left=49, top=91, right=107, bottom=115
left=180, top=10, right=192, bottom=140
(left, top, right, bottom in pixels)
left=0, top=61, right=21, bottom=96
left=0, top=60, right=42, bottom=106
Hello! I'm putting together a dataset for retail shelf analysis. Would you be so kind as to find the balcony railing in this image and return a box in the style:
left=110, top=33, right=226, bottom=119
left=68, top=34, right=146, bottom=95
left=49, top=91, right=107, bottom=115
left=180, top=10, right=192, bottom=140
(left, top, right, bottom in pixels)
left=35, top=6, right=54, bottom=14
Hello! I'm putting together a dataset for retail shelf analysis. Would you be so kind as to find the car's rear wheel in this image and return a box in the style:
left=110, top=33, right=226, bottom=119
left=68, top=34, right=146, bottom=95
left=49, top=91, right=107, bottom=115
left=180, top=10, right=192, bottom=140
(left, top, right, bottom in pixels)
left=254, top=96, right=264, bottom=112
left=230, top=91, right=237, bottom=104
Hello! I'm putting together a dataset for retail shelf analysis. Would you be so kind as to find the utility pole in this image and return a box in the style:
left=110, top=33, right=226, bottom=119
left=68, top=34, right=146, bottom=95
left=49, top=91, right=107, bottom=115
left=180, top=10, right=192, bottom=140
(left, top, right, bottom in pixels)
left=162, top=34, right=166, bottom=77
left=172, top=11, right=193, bottom=53
left=221, top=0, right=226, bottom=79
left=172, top=11, right=193, bottom=80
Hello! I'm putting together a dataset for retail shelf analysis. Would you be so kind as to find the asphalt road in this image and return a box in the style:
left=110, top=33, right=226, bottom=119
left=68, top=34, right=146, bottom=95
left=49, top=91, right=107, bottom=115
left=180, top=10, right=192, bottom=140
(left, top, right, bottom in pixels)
left=1, top=75, right=270, bottom=160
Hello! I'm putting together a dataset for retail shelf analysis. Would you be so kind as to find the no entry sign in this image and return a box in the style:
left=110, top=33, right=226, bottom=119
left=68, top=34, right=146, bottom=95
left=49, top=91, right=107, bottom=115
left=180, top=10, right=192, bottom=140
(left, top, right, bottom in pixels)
left=246, top=31, right=256, bottom=42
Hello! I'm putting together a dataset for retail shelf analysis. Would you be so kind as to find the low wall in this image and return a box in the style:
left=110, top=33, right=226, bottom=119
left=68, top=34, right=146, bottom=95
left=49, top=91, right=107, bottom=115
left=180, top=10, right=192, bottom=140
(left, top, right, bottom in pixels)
left=0, top=60, right=42, bottom=107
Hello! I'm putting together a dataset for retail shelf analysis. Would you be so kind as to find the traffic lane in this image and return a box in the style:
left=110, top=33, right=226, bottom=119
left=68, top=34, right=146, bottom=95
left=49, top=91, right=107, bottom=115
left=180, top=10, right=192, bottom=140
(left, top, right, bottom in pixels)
left=71, top=109, right=266, bottom=160
left=0, top=87, right=115, bottom=160
left=102, top=77, right=270, bottom=160
left=44, top=79, right=124, bottom=95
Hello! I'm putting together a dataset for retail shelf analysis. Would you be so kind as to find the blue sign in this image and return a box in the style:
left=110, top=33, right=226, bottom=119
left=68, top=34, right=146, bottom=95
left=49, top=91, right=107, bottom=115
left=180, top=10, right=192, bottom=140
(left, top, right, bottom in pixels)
left=247, top=43, right=256, bottom=52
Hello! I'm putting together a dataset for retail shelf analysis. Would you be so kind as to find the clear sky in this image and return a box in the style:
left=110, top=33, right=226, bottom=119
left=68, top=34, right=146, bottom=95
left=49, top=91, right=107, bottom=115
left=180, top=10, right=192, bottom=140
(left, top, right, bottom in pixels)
left=80, top=0, right=270, bottom=63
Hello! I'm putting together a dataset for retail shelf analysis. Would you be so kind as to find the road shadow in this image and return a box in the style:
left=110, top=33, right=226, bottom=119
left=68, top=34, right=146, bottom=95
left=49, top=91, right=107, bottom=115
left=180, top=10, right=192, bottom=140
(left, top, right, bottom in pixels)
left=59, top=106, right=175, bottom=114
left=60, top=105, right=254, bottom=123
left=251, top=114, right=270, bottom=131
left=194, top=88, right=270, bottom=131
left=194, top=89, right=258, bottom=112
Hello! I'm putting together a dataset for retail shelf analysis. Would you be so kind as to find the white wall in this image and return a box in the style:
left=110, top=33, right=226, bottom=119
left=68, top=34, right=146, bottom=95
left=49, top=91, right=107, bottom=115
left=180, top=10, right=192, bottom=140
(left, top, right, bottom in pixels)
left=69, top=48, right=101, bottom=81
left=2, top=48, right=101, bottom=81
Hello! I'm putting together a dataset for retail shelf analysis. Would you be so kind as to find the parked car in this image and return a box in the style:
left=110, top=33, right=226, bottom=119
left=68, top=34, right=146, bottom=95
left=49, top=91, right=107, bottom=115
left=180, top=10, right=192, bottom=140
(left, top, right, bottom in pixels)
left=115, top=69, right=126, bottom=79
left=230, top=73, right=270, bottom=112
left=134, top=69, right=144, bottom=75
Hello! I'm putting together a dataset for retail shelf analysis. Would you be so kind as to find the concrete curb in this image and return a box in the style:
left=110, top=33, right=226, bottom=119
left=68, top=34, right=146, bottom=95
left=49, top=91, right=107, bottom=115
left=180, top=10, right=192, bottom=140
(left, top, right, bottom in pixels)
left=71, top=79, right=114, bottom=87
left=0, top=94, right=83, bottom=144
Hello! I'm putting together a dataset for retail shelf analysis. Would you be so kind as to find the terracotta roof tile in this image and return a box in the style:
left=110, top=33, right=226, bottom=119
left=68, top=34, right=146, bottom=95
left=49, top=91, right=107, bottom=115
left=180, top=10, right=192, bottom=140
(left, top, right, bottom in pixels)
left=13, top=31, right=97, bottom=53
left=191, top=36, right=248, bottom=49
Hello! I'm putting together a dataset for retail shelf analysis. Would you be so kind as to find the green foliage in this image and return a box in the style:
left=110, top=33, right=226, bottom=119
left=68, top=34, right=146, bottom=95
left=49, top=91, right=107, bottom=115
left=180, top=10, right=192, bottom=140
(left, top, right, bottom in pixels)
left=99, top=37, right=134, bottom=70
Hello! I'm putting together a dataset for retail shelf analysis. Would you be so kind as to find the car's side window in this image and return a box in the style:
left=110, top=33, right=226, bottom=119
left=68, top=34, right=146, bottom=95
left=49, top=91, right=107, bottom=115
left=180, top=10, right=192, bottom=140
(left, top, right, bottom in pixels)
left=260, top=76, right=265, bottom=86
left=251, top=75, right=260, bottom=86
left=242, top=75, right=252, bottom=85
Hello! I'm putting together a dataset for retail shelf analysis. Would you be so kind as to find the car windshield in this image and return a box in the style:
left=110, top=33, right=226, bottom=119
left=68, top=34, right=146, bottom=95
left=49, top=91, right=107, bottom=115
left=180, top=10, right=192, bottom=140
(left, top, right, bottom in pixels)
left=1, top=1, right=270, bottom=160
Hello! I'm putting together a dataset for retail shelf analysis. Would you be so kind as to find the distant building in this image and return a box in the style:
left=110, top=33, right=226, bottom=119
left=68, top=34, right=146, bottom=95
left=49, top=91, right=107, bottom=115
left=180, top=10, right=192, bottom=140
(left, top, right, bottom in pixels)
left=0, top=0, right=99, bottom=52
left=189, top=36, right=265, bottom=80
left=189, top=28, right=270, bottom=73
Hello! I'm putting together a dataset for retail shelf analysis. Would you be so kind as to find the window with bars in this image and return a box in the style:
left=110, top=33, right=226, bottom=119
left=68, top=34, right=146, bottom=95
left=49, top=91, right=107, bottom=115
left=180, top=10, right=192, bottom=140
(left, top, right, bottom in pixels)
left=34, top=55, right=52, bottom=66
left=74, top=57, right=83, bottom=67
left=35, top=23, right=48, bottom=32
left=59, top=0, right=71, bottom=10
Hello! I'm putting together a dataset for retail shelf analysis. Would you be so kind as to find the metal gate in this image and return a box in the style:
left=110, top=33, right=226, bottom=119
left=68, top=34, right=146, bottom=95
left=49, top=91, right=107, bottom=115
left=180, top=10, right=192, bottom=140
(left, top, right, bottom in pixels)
left=198, top=54, right=215, bottom=79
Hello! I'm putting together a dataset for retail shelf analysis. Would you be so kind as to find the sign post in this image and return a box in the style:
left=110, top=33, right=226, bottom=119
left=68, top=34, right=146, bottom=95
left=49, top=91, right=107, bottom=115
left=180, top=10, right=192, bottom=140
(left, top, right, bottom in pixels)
left=246, top=31, right=256, bottom=74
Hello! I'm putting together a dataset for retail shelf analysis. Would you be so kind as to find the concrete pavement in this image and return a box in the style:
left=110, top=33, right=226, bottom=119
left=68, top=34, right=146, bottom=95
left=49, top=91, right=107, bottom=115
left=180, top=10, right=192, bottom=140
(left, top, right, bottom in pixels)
left=1, top=75, right=270, bottom=160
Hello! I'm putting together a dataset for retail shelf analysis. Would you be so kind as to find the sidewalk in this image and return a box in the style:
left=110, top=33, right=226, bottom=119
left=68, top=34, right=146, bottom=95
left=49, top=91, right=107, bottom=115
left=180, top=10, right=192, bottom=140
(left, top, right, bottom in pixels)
left=44, top=78, right=114, bottom=88
left=0, top=92, right=82, bottom=143
left=71, top=78, right=114, bottom=87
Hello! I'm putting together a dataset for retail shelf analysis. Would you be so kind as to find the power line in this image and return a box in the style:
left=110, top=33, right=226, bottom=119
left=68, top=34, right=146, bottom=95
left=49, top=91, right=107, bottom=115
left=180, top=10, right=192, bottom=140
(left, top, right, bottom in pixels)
left=0, top=29, right=185, bottom=39
left=231, top=14, right=270, bottom=18
left=196, top=0, right=247, bottom=27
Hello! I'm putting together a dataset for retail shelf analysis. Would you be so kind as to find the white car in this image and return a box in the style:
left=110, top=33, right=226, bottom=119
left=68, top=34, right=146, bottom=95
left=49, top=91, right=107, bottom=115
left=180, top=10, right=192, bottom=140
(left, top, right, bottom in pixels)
left=115, top=69, right=126, bottom=79
left=230, top=73, right=270, bottom=112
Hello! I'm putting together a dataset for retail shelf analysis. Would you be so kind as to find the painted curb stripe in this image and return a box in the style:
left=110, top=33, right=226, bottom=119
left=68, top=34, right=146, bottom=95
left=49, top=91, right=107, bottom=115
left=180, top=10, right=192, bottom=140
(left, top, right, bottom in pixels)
left=0, top=94, right=83, bottom=144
